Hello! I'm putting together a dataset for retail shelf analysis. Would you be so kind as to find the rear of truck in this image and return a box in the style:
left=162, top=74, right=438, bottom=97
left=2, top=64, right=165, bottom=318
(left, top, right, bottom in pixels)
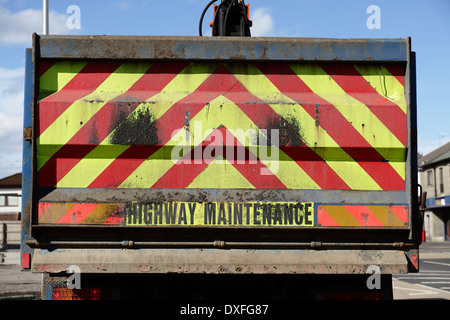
left=21, top=34, right=420, bottom=300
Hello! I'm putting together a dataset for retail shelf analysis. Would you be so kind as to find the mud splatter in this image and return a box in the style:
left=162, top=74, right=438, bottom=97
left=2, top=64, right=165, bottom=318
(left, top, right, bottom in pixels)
left=264, top=116, right=305, bottom=147
left=110, top=104, right=158, bottom=145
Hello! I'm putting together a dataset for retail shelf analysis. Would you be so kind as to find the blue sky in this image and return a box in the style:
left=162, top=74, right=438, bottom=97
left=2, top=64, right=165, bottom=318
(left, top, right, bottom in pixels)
left=0, top=0, right=449, bottom=178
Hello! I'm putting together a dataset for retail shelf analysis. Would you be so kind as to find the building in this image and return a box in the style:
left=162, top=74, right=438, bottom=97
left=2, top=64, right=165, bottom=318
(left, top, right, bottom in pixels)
left=0, top=173, right=22, bottom=221
left=419, top=142, right=450, bottom=242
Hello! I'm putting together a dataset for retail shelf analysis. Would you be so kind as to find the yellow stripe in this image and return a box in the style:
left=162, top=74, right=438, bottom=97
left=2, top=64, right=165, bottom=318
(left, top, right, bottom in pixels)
left=187, top=156, right=255, bottom=189
left=39, top=61, right=88, bottom=101
left=353, top=65, right=407, bottom=114
left=367, top=206, right=406, bottom=227
left=39, top=203, right=76, bottom=224
left=139, top=63, right=219, bottom=120
left=190, top=95, right=320, bottom=189
left=229, top=64, right=382, bottom=190
left=290, top=64, right=405, bottom=179
left=120, top=94, right=319, bottom=189
left=56, top=145, right=129, bottom=188
left=55, top=62, right=217, bottom=188
left=37, top=62, right=153, bottom=171
left=81, top=203, right=123, bottom=225
left=321, top=206, right=361, bottom=227
left=290, top=64, right=404, bottom=150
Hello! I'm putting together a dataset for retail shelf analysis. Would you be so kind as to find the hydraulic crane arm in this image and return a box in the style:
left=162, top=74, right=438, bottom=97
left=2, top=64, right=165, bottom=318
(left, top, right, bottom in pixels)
left=199, top=0, right=252, bottom=37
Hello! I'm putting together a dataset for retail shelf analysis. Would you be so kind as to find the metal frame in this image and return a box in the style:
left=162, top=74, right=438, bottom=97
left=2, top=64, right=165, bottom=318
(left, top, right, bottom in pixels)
left=22, top=35, right=419, bottom=274
left=35, top=34, right=408, bottom=62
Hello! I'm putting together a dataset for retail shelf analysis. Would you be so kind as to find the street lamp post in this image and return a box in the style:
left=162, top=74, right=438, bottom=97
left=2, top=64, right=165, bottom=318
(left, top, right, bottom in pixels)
left=43, top=0, right=49, bottom=35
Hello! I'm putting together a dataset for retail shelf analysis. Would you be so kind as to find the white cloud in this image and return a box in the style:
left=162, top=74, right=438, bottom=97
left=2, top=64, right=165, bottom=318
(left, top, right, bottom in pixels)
left=0, top=6, right=69, bottom=45
left=0, top=66, right=24, bottom=178
left=115, top=1, right=132, bottom=11
left=250, top=7, right=275, bottom=37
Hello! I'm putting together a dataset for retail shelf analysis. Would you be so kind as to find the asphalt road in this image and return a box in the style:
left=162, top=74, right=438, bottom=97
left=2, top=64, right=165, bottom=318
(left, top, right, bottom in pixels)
left=1, top=242, right=450, bottom=300
left=0, top=249, right=41, bottom=300
left=393, top=242, right=450, bottom=300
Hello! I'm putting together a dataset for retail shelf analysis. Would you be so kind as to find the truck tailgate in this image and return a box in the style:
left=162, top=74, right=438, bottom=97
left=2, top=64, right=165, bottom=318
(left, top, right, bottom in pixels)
left=22, top=35, right=419, bottom=273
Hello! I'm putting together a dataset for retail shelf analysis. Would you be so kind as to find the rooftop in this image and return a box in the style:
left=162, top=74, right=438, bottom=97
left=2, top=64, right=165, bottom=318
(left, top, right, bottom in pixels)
left=0, top=173, right=22, bottom=188
left=419, top=141, right=450, bottom=169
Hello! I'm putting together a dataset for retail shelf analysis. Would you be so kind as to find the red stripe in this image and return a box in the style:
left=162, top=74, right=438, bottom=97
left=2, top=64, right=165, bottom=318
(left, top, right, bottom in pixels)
left=317, top=206, right=339, bottom=227
left=384, top=64, right=405, bottom=87
left=82, top=64, right=229, bottom=189
left=103, top=204, right=126, bottom=225
left=39, top=61, right=55, bottom=78
left=37, top=62, right=187, bottom=187
left=37, top=61, right=122, bottom=136
left=88, top=146, right=161, bottom=188
left=390, top=206, right=409, bottom=223
left=221, top=69, right=350, bottom=190
left=37, top=203, right=53, bottom=217
left=56, top=203, right=99, bottom=224
left=63, top=62, right=188, bottom=146
left=219, top=127, right=286, bottom=189
left=154, top=65, right=235, bottom=143
left=282, top=147, right=350, bottom=190
left=88, top=66, right=250, bottom=189
left=344, top=205, right=384, bottom=227
left=152, top=127, right=286, bottom=189
left=37, top=145, right=97, bottom=187
left=256, top=63, right=405, bottom=190
left=320, top=64, right=407, bottom=146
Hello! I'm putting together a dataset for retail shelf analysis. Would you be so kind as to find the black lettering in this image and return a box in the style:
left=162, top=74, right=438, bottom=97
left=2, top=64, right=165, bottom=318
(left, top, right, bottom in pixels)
left=204, top=203, right=216, bottom=224
left=143, top=203, right=152, bottom=225
left=127, top=204, right=134, bottom=224
left=262, top=204, right=271, bottom=225
left=273, top=204, right=282, bottom=225
left=164, top=203, right=177, bottom=224
left=154, top=203, right=163, bottom=224
left=253, top=203, right=261, bottom=225
left=178, top=203, right=187, bottom=225
left=244, top=203, right=252, bottom=224
left=305, top=203, right=313, bottom=226
left=217, top=203, right=226, bottom=225
left=188, top=203, right=196, bottom=224
left=234, top=203, right=243, bottom=225
left=228, top=203, right=232, bottom=225
left=128, top=203, right=142, bottom=224
left=294, top=203, right=304, bottom=225
left=284, top=204, right=293, bottom=225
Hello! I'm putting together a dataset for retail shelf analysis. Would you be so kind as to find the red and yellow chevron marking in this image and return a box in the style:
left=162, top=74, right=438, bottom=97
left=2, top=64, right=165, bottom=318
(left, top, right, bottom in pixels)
left=36, top=61, right=407, bottom=190
left=317, top=205, right=408, bottom=227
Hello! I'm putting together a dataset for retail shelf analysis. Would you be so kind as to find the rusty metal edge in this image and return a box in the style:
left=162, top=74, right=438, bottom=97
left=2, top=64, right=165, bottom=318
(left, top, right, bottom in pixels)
left=34, top=33, right=409, bottom=62
left=37, top=187, right=409, bottom=204
left=31, top=248, right=409, bottom=275
left=20, top=46, right=35, bottom=270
